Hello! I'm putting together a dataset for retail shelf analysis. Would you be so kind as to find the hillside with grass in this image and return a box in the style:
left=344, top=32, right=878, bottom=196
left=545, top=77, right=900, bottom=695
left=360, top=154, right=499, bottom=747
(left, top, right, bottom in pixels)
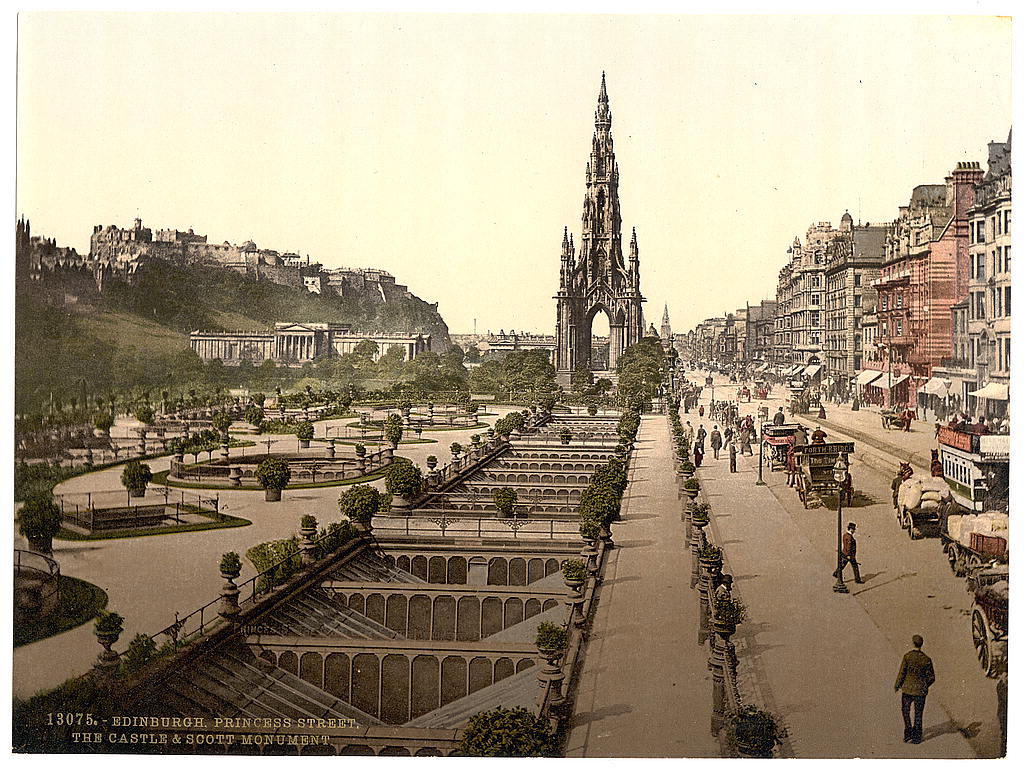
left=16, top=259, right=450, bottom=412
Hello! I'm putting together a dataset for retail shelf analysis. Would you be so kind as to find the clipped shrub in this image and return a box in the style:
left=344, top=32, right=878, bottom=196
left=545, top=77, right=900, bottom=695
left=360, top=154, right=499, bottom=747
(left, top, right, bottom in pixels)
left=300, top=514, right=318, bottom=530
left=683, top=477, right=700, bottom=492
left=691, top=502, right=710, bottom=521
left=338, top=484, right=382, bottom=524
left=450, top=441, right=463, bottom=456
left=122, top=633, right=158, bottom=674
left=697, top=543, right=722, bottom=562
left=254, top=457, right=291, bottom=491
left=492, top=487, right=518, bottom=518
left=134, top=406, right=155, bottom=426
left=384, top=413, right=404, bottom=446
left=295, top=421, right=315, bottom=441
left=384, top=460, right=423, bottom=498
left=457, top=706, right=555, bottom=757
left=17, top=498, right=63, bottom=544
left=120, top=461, right=153, bottom=493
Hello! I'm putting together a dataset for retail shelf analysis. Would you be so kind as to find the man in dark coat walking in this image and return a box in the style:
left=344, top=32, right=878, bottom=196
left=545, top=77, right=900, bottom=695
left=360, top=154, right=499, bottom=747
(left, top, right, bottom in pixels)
left=833, top=522, right=864, bottom=583
left=894, top=634, right=935, bottom=744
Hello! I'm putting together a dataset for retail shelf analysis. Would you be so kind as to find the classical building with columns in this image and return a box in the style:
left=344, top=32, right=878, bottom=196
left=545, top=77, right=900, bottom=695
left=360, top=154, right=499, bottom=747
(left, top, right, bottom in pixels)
left=190, top=322, right=431, bottom=366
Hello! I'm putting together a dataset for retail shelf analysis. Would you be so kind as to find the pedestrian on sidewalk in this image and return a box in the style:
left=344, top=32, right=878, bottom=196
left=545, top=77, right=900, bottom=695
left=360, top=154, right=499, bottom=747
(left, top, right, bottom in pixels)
left=693, top=441, right=704, bottom=468
left=699, top=404, right=705, bottom=418
left=710, top=426, right=722, bottom=459
left=841, top=470, right=854, bottom=506
left=894, top=634, right=935, bottom=744
left=818, top=404, right=827, bottom=420
left=729, top=440, right=737, bottom=473
left=833, top=522, right=864, bottom=583
left=697, top=424, right=707, bottom=445
left=786, top=443, right=798, bottom=487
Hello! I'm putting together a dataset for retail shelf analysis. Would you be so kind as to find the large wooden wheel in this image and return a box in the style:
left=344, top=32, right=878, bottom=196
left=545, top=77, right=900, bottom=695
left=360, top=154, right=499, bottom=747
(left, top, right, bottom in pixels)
left=971, top=605, right=1005, bottom=678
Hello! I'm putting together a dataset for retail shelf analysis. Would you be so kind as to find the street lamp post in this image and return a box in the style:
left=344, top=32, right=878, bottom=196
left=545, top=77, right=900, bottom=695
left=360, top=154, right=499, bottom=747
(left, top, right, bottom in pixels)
left=832, top=455, right=850, bottom=594
left=755, top=422, right=767, bottom=486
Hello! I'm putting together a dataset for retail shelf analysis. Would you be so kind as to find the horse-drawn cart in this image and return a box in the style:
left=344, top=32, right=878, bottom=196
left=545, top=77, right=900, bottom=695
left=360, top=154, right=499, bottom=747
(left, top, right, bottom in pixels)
left=762, top=423, right=803, bottom=471
left=794, top=441, right=856, bottom=508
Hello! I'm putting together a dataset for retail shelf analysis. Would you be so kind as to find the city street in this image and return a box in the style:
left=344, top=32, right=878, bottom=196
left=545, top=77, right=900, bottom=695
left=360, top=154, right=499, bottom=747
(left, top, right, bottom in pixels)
left=689, top=371, right=1002, bottom=757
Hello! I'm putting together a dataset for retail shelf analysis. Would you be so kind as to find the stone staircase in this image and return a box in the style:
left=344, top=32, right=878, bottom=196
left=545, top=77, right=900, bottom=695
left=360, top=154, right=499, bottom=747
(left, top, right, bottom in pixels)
left=328, top=551, right=421, bottom=584
left=260, top=589, right=400, bottom=639
left=406, top=664, right=542, bottom=728
left=146, top=642, right=381, bottom=726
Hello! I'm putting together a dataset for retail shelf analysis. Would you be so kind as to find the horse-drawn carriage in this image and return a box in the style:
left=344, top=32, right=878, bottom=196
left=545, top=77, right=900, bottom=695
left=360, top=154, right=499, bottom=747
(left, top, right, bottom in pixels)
left=762, top=423, right=804, bottom=471
left=794, top=441, right=856, bottom=508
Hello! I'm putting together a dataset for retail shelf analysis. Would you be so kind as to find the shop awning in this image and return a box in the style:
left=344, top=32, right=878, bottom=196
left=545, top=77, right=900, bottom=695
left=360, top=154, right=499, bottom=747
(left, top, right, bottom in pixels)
left=918, top=377, right=951, bottom=397
left=874, top=374, right=909, bottom=390
left=786, top=365, right=803, bottom=376
left=969, top=382, right=1009, bottom=401
left=803, top=364, right=823, bottom=379
left=856, top=369, right=883, bottom=386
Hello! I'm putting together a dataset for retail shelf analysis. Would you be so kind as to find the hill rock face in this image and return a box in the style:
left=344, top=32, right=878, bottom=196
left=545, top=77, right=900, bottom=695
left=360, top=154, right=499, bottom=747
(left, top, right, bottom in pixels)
left=16, top=224, right=450, bottom=410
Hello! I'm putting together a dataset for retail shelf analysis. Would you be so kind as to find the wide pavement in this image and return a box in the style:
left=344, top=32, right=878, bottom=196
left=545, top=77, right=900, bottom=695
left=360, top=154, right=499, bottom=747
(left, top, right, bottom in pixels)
left=567, top=415, right=720, bottom=757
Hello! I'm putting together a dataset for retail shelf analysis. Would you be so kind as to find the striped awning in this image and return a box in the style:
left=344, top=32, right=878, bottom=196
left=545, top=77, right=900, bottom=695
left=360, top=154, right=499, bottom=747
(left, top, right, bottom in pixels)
left=804, top=364, right=823, bottom=379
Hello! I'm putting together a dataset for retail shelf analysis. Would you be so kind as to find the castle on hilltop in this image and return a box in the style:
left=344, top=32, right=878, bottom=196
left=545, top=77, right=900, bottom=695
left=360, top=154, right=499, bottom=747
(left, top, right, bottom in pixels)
left=17, top=216, right=435, bottom=309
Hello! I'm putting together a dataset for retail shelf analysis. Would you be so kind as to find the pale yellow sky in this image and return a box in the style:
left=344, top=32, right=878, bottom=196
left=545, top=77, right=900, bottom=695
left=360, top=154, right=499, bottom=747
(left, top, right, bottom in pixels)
left=16, top=14, right=1011, bottom=336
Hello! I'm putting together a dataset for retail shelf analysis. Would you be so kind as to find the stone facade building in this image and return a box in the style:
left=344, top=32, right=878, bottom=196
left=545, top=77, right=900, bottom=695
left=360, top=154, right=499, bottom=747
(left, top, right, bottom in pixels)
left=867, top=162, right=983, bottom=407
left=190, top=322, right=431, bottom=366
left=931, top=134, right=1011, bottom=419
left=823, top=216, right=888, bottom=386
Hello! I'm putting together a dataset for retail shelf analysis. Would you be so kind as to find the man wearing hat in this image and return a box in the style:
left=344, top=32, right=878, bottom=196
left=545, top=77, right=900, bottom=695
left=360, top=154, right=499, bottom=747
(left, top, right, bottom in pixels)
left=894, top=634, right=935, bottom=744
left=833, top=522, right=864, bottom=584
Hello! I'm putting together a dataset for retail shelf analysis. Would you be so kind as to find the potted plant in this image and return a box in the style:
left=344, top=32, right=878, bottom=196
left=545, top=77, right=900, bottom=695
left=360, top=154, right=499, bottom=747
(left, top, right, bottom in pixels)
left=121, top=460, right=153, bottom=498
left=683, top=477, right=700, bottom=496
left=493, top=487, right=518, bottom=519
left=255, top=457, right=291, bottom=501
left=450, top=441, right=463, bottom=458
left=493, top=417, right=513, bottom=440
left=219, top=551, right=243, bottom=578
left=295, top=420, right=315, bottom=449
left=726, top=704, right=779, bottom=758
left=17, top=497, right=63, bottom=555
left=559, top=428, right=574, bottom=445
left=338, top=484, right=382, bottom=531
left=384, top=459, right=423, bottom=508
left=354, top=443, right=366, bottom=458
left=535, top=621, right=569, bottom=659
left=471, top=433, right=481, bottom=447
left=697, top=542, right=722, bottom=563
left=561, top=558, right=589, bottom=591
left=690, top=502, right=710, bottom=527
left=425, top=454, right=438, bottom=471
left=681, top=460, right=696, bottom=476
left=94, top=610, right=124, bottom=642
left=587, top=403, right=598, bottom=416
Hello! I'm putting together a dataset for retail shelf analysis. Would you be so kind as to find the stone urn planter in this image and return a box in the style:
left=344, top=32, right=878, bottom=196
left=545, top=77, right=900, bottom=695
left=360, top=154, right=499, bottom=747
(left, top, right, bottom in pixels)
left=264, top=488, right=282, bottom=502
left=219, top=553, right=242, bottom=617
left=390, top=493, right=410, bottom=511
left=229, top=467, right=243, bottom=487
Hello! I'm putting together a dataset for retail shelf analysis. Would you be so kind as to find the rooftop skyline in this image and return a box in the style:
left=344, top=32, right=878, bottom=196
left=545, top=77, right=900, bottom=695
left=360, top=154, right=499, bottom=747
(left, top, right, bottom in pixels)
left=16, top=14, right=1011, bottom=335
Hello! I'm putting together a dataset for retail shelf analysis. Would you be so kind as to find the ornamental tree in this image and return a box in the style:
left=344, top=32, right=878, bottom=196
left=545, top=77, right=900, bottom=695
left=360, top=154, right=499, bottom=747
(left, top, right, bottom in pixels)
left=384, top=413, right=404, bottom=446
left=212, top=412, right=232, bottom=436
left=384, top=459, right=424, bottom=498
left=120, top=461, right=153, bottom=493
left=338, top=484, right=382, bottom=525
left=295, top=421, right=315, bottom=442
left=135, top=406, right=155, bottom=426
left=492, top=487, right=518, bottom=519
left=18, top=497, right=63, bottom=552
left=254, top=457, right=291, bottom=491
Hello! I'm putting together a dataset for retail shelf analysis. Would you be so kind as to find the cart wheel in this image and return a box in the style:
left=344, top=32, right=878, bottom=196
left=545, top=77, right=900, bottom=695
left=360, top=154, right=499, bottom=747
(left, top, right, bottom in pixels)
left=908, top=523, right=922, bottom=540
left=972, top=608, right=992, bottom=675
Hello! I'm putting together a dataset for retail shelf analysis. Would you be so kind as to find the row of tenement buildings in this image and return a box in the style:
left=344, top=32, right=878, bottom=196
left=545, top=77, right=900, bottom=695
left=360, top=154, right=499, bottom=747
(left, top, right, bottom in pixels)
left=681, top=131, right=1011, bottom=418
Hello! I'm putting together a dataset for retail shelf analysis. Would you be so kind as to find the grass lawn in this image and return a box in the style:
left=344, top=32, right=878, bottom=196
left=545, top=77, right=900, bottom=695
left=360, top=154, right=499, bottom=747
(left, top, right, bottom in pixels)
left=15, top=576, right=109, bottom=648
left=55, top=509, right=252, bottom=542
